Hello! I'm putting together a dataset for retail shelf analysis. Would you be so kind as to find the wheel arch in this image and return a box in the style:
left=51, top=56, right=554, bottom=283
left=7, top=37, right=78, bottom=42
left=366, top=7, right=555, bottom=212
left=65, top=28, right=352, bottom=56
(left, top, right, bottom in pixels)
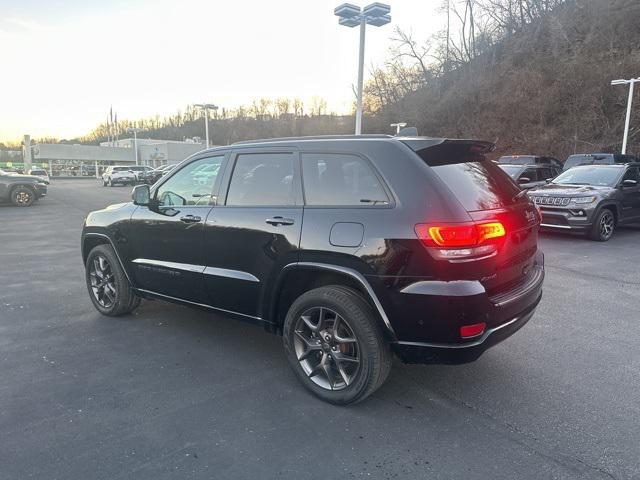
left=10, top=182, right=36, bottom=196
left=82, top=233, right=132, bottom=284
left=598, top=202, right=619, bottom=224
left=268, top=262, right=397, bottom=341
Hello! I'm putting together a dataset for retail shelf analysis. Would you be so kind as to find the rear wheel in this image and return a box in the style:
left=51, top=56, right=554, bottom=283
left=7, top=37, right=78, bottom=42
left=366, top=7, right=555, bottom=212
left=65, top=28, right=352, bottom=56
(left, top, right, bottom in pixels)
left=283, top=286, right=392, bottom=405
left=85, top=244, right=140, bottom=316
left=589, top=208, right=615, bottom=241
left=10, top=186, right=36, bottom=207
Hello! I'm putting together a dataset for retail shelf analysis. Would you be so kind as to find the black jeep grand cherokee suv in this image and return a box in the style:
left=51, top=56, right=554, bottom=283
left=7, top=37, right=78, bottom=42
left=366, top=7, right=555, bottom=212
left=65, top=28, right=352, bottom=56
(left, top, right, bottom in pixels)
left=81, top=135, right=544, bottom=404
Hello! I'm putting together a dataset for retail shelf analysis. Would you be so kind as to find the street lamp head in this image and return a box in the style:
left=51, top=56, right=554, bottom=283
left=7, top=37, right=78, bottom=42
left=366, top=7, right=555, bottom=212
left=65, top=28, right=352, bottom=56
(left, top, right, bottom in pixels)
left=334, top=3, right=361, bottom=18
left=194, top=103, right=218, bottom=110
left=336, top=2, right=391, bottom=28
left=363, top=2, right=390, bottom=17
left=339, top=17, right=361, bottom=27
left=366, top=14, right=391, bottom=26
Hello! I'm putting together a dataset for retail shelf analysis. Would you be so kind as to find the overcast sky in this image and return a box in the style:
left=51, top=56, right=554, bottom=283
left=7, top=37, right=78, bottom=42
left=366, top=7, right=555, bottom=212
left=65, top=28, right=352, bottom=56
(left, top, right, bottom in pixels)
left=0, top=0, right=442, bottom=142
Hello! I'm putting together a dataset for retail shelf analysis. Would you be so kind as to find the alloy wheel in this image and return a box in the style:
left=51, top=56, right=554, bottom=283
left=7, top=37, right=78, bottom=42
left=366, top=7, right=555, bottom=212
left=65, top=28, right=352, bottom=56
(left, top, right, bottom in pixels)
left=15, top=190, right=33, bottom=205
left=293, top=307, right=360, bottom=391
left=88, top=255, right=117, bottom=308
left=599, top=211, right=614, bottom=239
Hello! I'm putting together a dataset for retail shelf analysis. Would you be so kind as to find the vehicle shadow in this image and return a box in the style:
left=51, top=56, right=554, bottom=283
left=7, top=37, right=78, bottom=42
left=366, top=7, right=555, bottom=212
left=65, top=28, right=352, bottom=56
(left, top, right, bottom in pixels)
left=124, top=297, right=528, bottom=412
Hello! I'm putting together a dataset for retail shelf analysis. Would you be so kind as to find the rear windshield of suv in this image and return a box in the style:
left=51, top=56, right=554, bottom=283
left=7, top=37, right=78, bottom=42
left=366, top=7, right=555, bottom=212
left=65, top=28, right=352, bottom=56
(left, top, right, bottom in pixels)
left=417, top=143, right=522, bottom=211
left=497, top=155, right=536, bottom=165
left=30, top=170, right=47, bottom=175
left=564, top=154, right=613, bottom=169
left=113, top=167, right=133, bottom=172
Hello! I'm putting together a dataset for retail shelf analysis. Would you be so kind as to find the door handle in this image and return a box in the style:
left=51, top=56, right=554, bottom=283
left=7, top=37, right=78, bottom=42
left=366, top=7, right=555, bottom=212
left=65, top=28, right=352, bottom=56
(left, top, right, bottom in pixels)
left=180, top=214, right=202, bottom=223
left=265, top=216, right=295, bottom=226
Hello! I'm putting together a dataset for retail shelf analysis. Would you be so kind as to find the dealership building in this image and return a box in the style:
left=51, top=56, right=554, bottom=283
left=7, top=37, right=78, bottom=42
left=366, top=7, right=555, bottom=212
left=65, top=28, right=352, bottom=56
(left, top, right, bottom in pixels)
left=16, top=135, right=206, bottom=177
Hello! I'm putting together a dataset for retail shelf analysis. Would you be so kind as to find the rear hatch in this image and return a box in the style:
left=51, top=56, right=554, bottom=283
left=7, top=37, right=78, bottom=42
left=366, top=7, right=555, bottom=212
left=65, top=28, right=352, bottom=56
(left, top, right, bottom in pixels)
left=409, top=139, right=541, bottom=298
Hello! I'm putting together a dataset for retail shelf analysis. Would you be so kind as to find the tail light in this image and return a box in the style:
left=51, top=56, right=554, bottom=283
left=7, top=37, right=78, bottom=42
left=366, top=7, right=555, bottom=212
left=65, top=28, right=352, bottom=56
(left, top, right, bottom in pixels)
left=460, top=322, right=486, bottom=339
left=415, top=221, right=506, bottom=261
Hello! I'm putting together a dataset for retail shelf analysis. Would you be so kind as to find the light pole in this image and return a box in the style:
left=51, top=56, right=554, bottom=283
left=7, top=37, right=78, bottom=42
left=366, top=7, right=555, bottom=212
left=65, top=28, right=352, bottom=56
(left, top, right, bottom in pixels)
left=611, top=77, right=640, bottom=154
left=390, top=122, right=406, bottom=134
left=194, top=103, right=218, bottom=148
left=127, top=128, right=142, bottom=166
left=334, top=3, right=391, bottom=135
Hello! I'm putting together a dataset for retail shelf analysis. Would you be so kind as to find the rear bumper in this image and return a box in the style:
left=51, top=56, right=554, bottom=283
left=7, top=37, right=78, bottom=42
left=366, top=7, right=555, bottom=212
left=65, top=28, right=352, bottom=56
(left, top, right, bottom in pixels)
left=373, top=250, right=544, bottom=364
left=391, top=295, right=540, bottom=364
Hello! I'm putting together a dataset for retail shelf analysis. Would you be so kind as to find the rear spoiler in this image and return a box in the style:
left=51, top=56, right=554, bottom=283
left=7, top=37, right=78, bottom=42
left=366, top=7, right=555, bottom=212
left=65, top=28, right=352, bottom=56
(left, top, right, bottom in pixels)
left=400, top=138, right=495, bottom=155
left=401, top=138, right=496, bottom=166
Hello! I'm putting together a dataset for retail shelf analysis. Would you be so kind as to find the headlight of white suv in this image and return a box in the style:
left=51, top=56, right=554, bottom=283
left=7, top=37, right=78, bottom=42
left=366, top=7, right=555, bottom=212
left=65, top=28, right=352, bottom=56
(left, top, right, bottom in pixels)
left=570, top=196, right=597, bottom=204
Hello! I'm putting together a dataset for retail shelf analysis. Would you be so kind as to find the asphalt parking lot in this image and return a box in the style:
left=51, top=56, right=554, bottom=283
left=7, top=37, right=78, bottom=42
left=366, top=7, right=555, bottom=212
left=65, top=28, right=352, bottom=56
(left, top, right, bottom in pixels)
left=1, top=179, right=639, bottom=480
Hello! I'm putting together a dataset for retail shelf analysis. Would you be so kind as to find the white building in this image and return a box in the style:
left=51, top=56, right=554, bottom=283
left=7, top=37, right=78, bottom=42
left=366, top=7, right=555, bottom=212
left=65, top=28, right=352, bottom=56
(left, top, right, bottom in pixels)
left=29, top=136, right=206, bottom=177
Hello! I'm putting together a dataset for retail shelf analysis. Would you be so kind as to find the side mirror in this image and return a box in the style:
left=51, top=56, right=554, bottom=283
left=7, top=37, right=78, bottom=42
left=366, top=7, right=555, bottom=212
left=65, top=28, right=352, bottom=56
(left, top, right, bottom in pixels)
left=545, top=178, right=553, bottom=183
left=132, top=184, right=150, bottom=205
left=518, top=177, right=531, bottom=184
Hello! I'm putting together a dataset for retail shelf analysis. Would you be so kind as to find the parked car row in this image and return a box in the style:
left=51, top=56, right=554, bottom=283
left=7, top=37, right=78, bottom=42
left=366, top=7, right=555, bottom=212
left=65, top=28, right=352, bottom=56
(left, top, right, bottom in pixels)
left=102, top=164, right=177, bottom=187
left=496, top=152, right=640, bottom=241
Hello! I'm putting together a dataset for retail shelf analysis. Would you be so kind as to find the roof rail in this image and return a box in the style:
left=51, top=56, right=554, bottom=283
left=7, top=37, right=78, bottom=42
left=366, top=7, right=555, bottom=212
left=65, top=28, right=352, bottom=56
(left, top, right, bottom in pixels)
left=232, top=134, right=393, bottom=145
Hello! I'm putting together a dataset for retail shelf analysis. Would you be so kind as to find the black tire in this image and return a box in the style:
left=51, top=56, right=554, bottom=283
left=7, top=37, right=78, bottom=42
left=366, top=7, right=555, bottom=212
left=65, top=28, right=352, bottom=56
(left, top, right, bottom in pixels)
left=10, top=185, right=36, bottom=207
left=589, top=208, right=615, bottom=241
left=85, top=244, right=141, bottom=316
left=283, top=286, right=392, bottom=405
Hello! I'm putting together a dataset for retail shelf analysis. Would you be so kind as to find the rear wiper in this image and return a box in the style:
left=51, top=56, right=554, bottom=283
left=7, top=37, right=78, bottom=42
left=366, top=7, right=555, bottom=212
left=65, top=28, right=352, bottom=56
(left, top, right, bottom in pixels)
left=360, top=199, right=389, bottom=205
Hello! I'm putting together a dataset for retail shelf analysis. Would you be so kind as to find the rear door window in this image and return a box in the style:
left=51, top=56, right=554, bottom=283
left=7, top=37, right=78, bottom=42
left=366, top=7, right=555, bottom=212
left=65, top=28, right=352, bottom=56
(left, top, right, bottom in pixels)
left=226, top=153, right=296, bottom=206
left=302, top=153, right=389, bottom=206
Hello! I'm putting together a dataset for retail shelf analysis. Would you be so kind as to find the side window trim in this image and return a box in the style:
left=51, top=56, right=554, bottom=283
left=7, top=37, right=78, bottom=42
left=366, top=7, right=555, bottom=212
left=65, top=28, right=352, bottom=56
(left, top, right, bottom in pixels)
left=300, top=150, right=395, bottom=209
left=152, top=152, right=229, bottom=209
left=220, top=149, right=302, bottom=207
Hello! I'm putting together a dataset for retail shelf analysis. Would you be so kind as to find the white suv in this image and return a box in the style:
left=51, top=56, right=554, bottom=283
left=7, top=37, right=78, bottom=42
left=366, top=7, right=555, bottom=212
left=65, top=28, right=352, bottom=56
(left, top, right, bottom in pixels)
left=102, top=166, right=138, bottom=186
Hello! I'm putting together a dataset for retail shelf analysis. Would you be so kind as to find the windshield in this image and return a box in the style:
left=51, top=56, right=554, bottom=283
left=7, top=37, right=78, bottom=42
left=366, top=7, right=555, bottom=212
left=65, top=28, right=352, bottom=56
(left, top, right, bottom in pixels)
left=553, top=166, right=621, bottom=186
left=497, top=165, right=523, bottom=179
left=113, top=167, right=134, bottom=172
left=31, top=170, right=46, bottom=175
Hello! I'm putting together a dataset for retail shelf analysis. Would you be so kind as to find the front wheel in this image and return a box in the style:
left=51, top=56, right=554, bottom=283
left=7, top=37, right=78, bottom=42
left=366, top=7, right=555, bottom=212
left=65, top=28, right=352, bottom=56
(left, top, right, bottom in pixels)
left=283, top=286, right=392, bottom=405
left=85, top=244, right=141, bottom=316
left=589, top=209, right=615, bottom=241
left=10, top=186, right=36, bottom=206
